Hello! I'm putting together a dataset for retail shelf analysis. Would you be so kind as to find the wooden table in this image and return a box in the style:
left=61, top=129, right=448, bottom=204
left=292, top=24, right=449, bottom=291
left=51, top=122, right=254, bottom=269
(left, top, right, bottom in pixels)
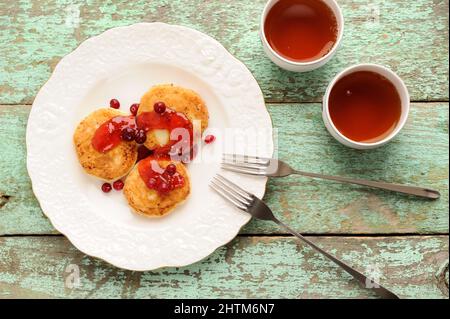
left=0, top=0, right=448, bottom=299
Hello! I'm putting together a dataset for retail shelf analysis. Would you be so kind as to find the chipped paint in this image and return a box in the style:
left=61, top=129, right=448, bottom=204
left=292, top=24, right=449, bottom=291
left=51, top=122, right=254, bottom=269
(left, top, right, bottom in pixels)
left=0, top=0, right=448, bottom=104
left=0, top=236, right=448, bottom=298
left=0, top=0, right=448, bottom=299
left=64, top=4, right=81, bottom=29
left=0, top=103, right=448, bottom=235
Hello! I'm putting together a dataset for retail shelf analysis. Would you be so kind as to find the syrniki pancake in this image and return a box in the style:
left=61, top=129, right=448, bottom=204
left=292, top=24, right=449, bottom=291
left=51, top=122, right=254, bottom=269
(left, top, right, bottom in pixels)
left=138, top=84, right=209, bottom=150
left=73, top=108, right=138, bottom=181
left=123, top=158, right=190, bottom=217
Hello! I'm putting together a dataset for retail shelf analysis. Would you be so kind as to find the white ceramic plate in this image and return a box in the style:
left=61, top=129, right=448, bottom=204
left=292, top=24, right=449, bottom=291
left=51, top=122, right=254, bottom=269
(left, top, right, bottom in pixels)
left=27, top=23, right=273, bottom=271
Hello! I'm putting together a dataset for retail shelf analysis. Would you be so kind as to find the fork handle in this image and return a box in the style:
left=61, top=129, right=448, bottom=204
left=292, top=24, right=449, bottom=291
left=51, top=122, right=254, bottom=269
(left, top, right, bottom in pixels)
left=274, top=219, right=400, bottom=299
left=292, top=170, right=440, bottom=199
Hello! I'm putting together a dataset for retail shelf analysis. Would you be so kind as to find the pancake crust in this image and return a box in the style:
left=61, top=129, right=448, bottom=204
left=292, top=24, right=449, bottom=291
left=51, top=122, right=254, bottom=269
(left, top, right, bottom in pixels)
left=73, top=108, right=138, bottom=181
left=138, top=84, right=209, bottom=150
left=123, top=159, right=190, bottom=217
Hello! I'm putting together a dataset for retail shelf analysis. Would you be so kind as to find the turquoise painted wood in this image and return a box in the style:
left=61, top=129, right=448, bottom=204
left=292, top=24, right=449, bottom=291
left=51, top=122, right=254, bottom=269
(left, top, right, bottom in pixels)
left=0, top=0, right=448, bottom=104
left=0, top=236, right=448, bottom=299
left=0, top=0, right=448, bottom=299
left=0, top=103, right=447, bottom=235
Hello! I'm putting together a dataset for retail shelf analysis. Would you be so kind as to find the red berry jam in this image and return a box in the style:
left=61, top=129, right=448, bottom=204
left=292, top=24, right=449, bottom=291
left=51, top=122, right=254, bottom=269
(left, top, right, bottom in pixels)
left=101, top=182, right=112, bottom=193
left=91, top=103, right=196, bottom=160
left=136, top=107, right=194, bottom=159
left=147, top=177, right=157, bottom=188
left=110, top=99, right=120, bottom=109
left=130, top=103, right=139, bottom=115
left=204, top=134, right=216, bottom=144
left=138, top=157, right=184, bottom=195
left=92, top=115, right=136, bottom=153
left=113, top=180, right=124, bottom=191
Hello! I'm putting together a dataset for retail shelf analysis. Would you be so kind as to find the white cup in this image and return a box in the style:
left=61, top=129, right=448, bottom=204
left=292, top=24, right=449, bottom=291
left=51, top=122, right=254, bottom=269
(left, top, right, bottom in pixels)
left=322, top=64, right=410, bottom=149
left=260, top=0, right=344, bottom=72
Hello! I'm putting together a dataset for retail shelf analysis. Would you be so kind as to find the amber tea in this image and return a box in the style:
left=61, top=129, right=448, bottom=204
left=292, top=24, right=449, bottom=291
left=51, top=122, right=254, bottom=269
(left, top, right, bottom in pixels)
left=328, top=71, right=402, bottom=143
left=264, top=0, right=338, bottom=62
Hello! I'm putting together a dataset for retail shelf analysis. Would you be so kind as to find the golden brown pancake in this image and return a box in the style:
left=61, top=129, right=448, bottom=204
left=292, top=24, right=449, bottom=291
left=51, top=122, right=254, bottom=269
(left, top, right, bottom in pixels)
left=73, top=108, right=138, bottom=181
left=138, top=84, right=209, bottom=150
left=123, top=159, right=190, bottom=217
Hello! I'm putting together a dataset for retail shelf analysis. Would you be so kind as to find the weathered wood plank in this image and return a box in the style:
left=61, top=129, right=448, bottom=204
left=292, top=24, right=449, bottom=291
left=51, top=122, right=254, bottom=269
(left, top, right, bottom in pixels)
left=0, top=0, right=448, bottom=104
left=0, top=235, right=447, bottom=299
left=0, top=103, right=449, bottom=234
left=254, top=102, right=449, bottom=234
left=0, top=103, right=447, bottom=235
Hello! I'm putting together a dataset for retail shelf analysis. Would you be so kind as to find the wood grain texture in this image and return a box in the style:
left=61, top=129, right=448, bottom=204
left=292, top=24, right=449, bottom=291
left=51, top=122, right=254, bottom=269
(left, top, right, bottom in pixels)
left=0, top=0, right=448, bottom=104
left=0, top=0, right=448, bottom=300
left=0, top=235, right=447, bottom=299
left=0, top=103, right=447, bottom=235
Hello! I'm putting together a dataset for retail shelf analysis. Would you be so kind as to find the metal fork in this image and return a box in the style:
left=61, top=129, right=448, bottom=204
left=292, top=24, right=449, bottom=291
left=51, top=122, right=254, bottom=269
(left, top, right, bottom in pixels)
left=222, top=154, right=440, bottom=199
left=210, top=174, right=400, bottom=299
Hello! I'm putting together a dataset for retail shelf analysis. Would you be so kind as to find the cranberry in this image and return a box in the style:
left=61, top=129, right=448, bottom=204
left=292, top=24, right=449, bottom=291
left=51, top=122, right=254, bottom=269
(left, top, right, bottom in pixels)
left=148, top=177, right=157, bottom=188
left=110, top=99, right=120, bottom=109
left=165, top=163, right=177, bottom=175
left=113, top=180, right=124, bottom=191
left=134, top=129, right=147, bottom=144
left=161, top=171, right=171, bottom=181
left=101, top=183, right=112, bottom=193
left=204, top=134, right=216, bottom=144
left=158, top=181, right=170, bottom=193
left=154, top=101, right=166, bottom=114
left=130, top=103, right=139, bottom=115
left=173, top=174, right=184, bottom=187
left=121, top=127, right=135, bottom=141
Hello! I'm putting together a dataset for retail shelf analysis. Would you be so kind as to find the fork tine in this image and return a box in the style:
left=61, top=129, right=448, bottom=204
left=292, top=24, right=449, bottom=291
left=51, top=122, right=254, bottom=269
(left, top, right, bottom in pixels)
left=215, top=174, right=256, bottom=198
left=214, top=175, right=253, bottom=202
left=221, top=164, right=267, bottom=176
left=222, top=153, right=270, bottom=166
left=221, top=163, right=265, bottom=173
left=210, top=180, right=249, bottom=211
left=221, top=158, right=266, bottom=170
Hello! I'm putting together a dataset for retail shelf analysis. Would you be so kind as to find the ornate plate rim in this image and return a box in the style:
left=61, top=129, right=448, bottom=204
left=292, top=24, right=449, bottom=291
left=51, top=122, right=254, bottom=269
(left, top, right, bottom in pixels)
left=26, top=22, right=273, bottom=271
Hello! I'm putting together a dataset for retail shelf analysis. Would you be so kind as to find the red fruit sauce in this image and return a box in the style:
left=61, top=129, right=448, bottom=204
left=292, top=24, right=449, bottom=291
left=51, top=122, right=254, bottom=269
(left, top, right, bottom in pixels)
left=138, top=157, right=185, bottom=195
left=92, top=105, right=194, bottom=194
left=136, top=108, right=194, bottom=158
left=91, top=115, right=136, bottom=153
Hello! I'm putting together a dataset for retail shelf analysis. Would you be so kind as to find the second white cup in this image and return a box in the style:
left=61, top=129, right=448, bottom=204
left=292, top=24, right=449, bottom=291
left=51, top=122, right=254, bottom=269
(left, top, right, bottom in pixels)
left=322, top=64, right=410, bottom=150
